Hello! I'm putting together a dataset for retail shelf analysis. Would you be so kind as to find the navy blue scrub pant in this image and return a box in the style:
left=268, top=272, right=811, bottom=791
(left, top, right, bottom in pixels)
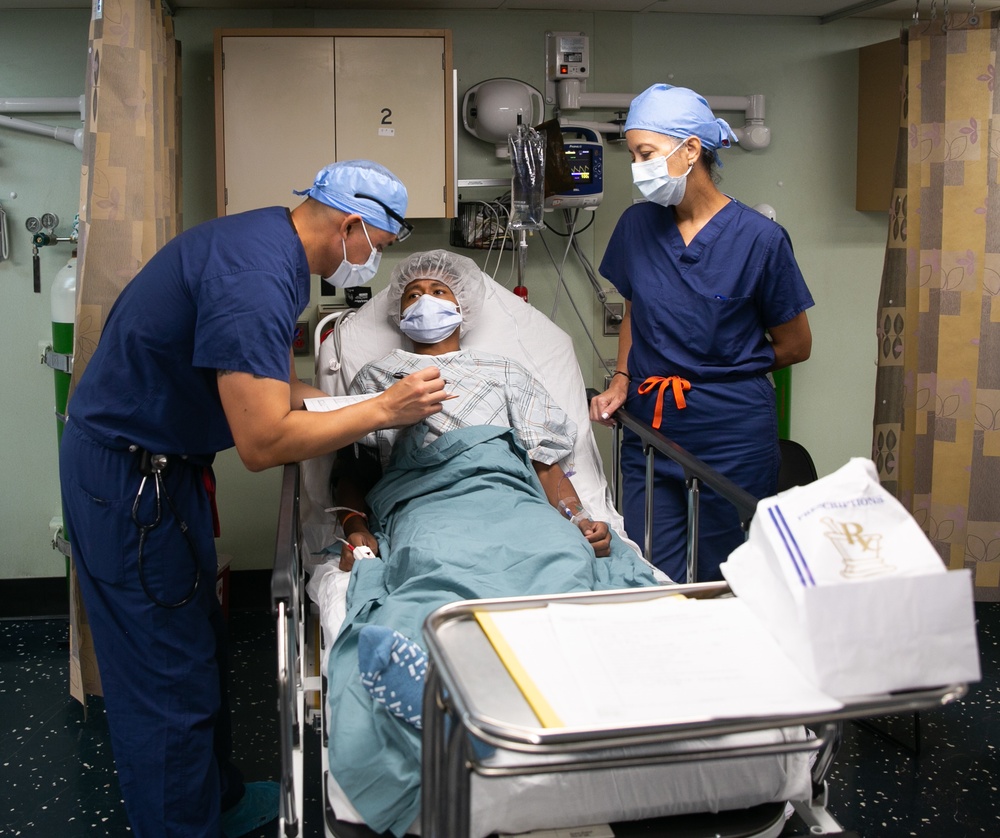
left=620, top=375, right=780, bottom=584
left=60, top=420, right=243, bottom=837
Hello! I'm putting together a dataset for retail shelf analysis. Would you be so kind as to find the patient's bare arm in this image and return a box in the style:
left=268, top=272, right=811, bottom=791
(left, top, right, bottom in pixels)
left=332, top=446, right=382, bottom=571
left=532, top=461, right=611, bottom=557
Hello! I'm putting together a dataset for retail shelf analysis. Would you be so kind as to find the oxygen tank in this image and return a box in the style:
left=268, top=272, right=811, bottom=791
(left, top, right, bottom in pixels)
left=51, top=250, right=76, bottom=446
left=51, top=250, right=77, bottom=565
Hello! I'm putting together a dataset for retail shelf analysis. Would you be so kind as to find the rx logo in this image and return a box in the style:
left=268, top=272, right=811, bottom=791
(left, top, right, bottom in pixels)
left=821, top=517, right=894, bottom=578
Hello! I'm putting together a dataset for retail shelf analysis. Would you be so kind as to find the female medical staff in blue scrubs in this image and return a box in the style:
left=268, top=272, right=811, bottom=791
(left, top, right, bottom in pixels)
left=590, top=85, right=814, bottom=584
left=59, top=160, right=451, bottom=838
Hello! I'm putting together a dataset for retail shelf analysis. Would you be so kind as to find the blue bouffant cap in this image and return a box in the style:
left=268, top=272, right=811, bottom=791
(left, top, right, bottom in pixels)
left=625, top=84, right=738, bottom=164
left=292, top=160, right=408, bottom=235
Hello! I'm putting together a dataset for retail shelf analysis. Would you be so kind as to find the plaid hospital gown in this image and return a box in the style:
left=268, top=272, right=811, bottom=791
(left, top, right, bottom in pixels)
left=349, top=348, right=576, bottom=468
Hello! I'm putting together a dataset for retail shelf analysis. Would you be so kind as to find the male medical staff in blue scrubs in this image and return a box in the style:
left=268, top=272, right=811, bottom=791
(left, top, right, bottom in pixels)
left=590, top=85, right=814, bottom=584
left=59, top=160, right=449, bottom=838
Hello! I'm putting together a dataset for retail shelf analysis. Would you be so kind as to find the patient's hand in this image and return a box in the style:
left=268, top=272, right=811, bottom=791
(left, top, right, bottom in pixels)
left=580, top=519, right=611, bottom=557
left=340, top=529, right=380, bottom=572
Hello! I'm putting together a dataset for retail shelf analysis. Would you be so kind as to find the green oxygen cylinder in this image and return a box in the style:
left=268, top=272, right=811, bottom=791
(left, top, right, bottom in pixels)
left=51, top=251, right=76, bottom=566
left=51, top=251, right=76, bottom=446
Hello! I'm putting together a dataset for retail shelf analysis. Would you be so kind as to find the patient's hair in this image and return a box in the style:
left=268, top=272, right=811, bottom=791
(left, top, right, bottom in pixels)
left=385, top=250, right=486, bottom=335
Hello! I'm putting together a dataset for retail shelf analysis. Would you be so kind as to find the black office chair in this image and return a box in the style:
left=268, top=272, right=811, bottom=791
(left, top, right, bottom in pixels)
left=777, top=438, right=818, bottom=491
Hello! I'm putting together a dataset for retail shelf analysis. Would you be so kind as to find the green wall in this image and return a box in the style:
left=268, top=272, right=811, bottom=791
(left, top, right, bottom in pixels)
left=0, top=8, right=901, bottom=579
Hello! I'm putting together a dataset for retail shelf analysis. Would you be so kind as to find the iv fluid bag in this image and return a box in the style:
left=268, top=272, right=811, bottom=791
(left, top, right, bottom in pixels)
left=509, top=123, right=545, bottom=230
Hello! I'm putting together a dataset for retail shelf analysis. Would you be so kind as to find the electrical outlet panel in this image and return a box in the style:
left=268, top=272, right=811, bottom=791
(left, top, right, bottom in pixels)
left=292, top=320, right=310, bottom=356
left=603, top=302, right=624, bottom=336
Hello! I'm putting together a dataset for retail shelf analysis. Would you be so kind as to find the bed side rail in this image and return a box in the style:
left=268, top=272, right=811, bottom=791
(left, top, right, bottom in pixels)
left=272, top=462, right=301, bottom=614
left=271, top=462, right=301, bottom=838
left=589, top=393, right=851, bottom=794
left=588, top=389, right=759, bottom=584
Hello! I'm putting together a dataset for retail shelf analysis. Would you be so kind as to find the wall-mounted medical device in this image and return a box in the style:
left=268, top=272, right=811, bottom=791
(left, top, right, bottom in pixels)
left=546, top=124, right=603, bottom=211
left=26, top=212, right=78, bottom=293
left=544, top=31, right=771, bottom=150
left=545, top=31, right=590, bottom=84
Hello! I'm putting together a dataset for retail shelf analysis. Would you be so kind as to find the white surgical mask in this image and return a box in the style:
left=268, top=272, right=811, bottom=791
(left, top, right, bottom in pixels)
left=398, top=295, right=463, bottom=344
left=631, top=141, right=693, bottom=207
left=323, top=220, right=381, bottom=288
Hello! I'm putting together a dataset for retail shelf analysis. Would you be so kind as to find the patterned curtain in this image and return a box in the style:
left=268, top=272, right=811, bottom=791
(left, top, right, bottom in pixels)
left=873, top=11, right=1000, bottom=602
left=68, top=0, right=181, bottom=702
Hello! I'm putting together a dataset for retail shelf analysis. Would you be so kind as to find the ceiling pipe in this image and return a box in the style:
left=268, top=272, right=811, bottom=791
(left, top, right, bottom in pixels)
left=820, top=0, right=899, bottom=25
left=0, top=95, right=85, bottom=151
left=0, top=115, right=84, bottom=150
left=0, top=96, right=85, bottom=120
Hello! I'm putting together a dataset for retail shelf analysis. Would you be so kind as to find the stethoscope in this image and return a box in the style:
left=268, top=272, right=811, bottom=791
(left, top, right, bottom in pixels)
left=130, top=448, right=202, bottom=609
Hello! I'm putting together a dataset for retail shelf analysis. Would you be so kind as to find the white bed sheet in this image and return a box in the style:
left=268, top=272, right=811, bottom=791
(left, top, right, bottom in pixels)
left=300, top=276, right=811, bottom=835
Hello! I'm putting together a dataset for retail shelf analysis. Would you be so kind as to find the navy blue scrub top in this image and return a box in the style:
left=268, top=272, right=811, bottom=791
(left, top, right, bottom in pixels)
left=600, top=199, right=814, bottom=382
left=68, top=207, right=311, bottom=460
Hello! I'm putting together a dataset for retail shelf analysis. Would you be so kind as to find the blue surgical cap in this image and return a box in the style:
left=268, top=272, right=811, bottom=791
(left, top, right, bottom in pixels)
left=624, top=84, right=738, bottom=164
left=292, top=160, right=408, bottom=235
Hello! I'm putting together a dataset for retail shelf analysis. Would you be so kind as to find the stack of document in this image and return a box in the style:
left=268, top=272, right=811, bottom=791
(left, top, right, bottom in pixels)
left=476, top=595, right=841, bottom=730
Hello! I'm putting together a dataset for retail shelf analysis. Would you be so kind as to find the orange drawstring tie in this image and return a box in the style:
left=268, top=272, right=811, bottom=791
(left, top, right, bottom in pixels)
left=637, top=376, right=691, bottom=430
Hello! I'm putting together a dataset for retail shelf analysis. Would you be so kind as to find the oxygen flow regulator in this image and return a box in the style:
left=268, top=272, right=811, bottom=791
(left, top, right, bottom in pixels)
left=26, top=212, right=78, bottom=293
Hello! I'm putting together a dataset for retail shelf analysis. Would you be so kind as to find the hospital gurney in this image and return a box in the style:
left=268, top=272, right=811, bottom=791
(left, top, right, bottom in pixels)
left=271, top=273, right=967, bottom=837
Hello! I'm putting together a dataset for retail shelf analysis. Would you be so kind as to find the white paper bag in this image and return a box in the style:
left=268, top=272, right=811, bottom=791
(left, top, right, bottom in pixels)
left=721, top=458, right=981, bottom=698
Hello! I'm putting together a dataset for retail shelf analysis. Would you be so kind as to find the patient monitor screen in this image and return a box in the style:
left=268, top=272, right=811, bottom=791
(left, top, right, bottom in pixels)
left=565, top=147, right=593, bottom=183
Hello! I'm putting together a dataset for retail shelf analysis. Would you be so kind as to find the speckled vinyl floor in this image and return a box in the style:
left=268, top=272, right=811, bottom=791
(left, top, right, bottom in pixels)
left=0, top=611, right=286, bottom=837
left=820, top=600, right=1000, bottom=838
left=1, top=605, right=997, bottom=837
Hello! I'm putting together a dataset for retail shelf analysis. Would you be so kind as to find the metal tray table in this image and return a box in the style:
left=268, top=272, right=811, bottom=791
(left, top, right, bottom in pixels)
left=420, top=582, right=967, bottom=838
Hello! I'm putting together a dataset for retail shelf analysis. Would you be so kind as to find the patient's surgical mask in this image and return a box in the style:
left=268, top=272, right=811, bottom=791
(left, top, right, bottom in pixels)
left=631, top=140, right=693, bottom=207
left=398, top=294, right=463, bottom=344
left=323, top=220, right=381, bottom=288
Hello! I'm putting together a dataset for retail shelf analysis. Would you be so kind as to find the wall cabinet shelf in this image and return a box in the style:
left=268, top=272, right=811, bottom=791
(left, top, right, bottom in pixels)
left=214, top=28, right=455, bottom=219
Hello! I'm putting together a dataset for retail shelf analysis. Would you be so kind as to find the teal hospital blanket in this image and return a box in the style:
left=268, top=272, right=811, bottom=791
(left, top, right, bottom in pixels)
left=327, top=425, right=660, bottom=836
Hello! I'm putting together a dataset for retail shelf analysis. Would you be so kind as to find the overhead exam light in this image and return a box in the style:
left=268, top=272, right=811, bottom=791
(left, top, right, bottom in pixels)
left=462, top=78, right=544, bottom=159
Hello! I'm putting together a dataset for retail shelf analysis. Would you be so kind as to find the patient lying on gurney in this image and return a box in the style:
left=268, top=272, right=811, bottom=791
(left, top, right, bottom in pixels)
left=332, top=249, right=614, bottom=570
left=325, top=251, right=660, bottom=836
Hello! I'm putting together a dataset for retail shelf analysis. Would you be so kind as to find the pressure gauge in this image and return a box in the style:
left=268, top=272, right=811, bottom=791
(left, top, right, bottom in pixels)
left=40, top=212, right=59, bottom=231
left=25, top=216, right=42, bottom=234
